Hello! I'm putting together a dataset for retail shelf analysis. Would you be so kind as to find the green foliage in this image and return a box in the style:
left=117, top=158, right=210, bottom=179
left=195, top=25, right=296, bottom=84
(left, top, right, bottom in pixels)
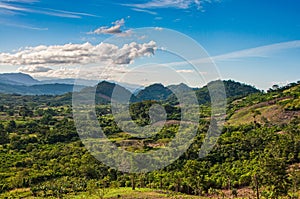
left=0, top=80, right=299, bottom=199
left=0, top=124, right=9, bottom=145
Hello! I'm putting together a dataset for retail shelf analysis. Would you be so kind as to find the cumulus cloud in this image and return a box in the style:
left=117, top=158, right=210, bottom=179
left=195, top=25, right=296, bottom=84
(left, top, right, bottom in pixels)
left=0, top=40, right=157, bottom=67
left=89, top=18, right=126, bottom=35
left=33, top=67, right=81, bottom=79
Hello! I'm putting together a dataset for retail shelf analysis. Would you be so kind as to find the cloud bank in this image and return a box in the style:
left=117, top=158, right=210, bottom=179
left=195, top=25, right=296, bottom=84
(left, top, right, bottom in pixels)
left=0, top=40, right=157, bottom=68
left=18, top=66, right=53, bottom=73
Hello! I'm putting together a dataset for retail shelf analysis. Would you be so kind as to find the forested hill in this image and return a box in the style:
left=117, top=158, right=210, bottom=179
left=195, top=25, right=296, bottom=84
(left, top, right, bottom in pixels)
left=0, top=81, right=299, bottom=199
left=0, top=72, right=260, bottom=103
left=100, top=79, right=260, bottom=104
left=195, top=80, right=261, bottom=104
left=166, top=80, right=261, bottom=105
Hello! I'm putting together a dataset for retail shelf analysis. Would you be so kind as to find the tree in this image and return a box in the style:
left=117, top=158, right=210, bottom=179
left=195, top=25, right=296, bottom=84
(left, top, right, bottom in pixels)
left=288, top=164, right=300, bottom=199
left=41, top=114, right=53, bottom=125
left=0, top=105, right=4, bottom=112
left=252, top=173, right=260, bottom=199
left=183, top=160, right=209, bottom=196
left=6, top=120, right=16, bottom=133
left=260, top=148, right=290, bottom=198
left=19, top=106, right=33, bottom=118
left=272, top=85, right=280, bottom=91
left=131, top=173, right=136, bottom=190
left=0, top=124, right=9, bottom=145
left=251, top=110, right=261, bottom=125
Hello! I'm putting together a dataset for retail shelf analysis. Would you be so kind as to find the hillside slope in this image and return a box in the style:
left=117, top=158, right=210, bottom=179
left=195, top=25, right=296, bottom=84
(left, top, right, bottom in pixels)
left=228, top=83, right=300, bottom=126
left=0, top=73, right=40, bottom=85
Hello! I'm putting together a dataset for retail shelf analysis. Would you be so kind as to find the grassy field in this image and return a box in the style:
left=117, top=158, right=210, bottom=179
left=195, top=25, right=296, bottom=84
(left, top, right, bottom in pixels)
left=0, top=187, right=250, bottom=199
left=0, top=187, right=205, bottom=199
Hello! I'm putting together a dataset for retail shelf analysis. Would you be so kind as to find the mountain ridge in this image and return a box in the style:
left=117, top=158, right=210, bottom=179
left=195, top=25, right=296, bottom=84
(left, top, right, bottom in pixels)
left=0, top=72, right=40, bottom=85
left=0, top=73, right=261, bottom=102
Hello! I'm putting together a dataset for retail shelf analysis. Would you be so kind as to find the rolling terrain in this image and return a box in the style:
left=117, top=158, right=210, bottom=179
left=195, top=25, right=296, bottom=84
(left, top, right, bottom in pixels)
left=0, top=79, right=299, bottom=199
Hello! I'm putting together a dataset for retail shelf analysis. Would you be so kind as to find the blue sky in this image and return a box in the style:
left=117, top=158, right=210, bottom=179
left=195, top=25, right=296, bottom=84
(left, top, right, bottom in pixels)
left=0, top=0, right=299, bottom=90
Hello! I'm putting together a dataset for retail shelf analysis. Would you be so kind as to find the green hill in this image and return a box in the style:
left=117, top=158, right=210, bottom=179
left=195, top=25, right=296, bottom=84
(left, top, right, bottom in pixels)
left=227, top=82, right=300, bottom=126
left=0, top=80, right=299, bottom=199
left=136, top=83, right=173, bottom=101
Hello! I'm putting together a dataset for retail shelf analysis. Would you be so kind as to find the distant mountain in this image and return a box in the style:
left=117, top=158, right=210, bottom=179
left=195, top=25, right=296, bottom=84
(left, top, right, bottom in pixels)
left=195, top=80, right=261, bottom=104
left=39, top=78, right=143, bottom=92
left=167, top=83, right=196, bottom=93
left=0, top=73, right=40, bottom=85
left=0, top=73, right=261, bottom=100
left=80, top=82, right=195, bottom=104
left=0, top=83, right=84, bottom=95
left=166, top=80, right=261, bottom=105
left=40, top=78, right=98, bottom=86
left=80, top=81, right=137, bottom=104
left=0, top=73, right=86, bottom=95
left=0, top=72, right=144, bottom=94
left=136, top=83, right=173, bottom=101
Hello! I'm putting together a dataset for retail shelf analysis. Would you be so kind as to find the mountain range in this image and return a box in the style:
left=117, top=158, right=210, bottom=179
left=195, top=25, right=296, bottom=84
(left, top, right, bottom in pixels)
left=0, top=73, right=85, bottom=95
left=0, top=73, right=261, bottom=102
left=88, top=79, right=261, bottom=105
left=0, top=73, right=39, bottom=85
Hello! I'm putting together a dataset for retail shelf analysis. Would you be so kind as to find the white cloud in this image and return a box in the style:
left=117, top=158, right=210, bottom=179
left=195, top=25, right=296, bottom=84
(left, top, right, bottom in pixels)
left=1, top=0, right=38, bottom=3
left=30, top=67, right=81, bottom=79
left=0, top=3, right=26, bottom=11
left=0, top=20, right=48, bottom=30
left=0, top=41, right=157, bottom=67
left=176, top=69, right=194, bottom=73
left=131, top=8, right=157, bottom=15
left=89, top=18, right=126, bottom=35
left=25, top=65, right=138, bottom=80
left=162, top=40, right=300, bottom=67
left=122, top=0, right=215, bottom=10
left=154, top=27, right=163, bottom=31
left=0, top=2, right=99, bottom=18
left=213, top=40, right=300, bottom=61
left=18, top=66, right=53, bottom=73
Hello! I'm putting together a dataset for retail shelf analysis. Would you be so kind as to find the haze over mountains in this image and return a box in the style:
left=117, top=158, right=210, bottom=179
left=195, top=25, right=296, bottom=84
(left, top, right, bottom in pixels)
left=0, top=73, right=261, bottom=103
left=0, top=73, right=39, bottom=85
left=0, top=73, right=84, bottom=95
left=0, top=73, right=143, bottom=95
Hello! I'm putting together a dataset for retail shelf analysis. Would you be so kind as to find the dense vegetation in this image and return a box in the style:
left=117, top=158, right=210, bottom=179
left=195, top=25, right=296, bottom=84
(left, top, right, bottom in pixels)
left=0, top=80, right=299, bottom=199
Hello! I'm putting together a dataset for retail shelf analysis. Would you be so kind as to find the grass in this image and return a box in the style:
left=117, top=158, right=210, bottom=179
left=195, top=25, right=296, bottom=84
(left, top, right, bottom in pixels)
left=2, top=187, right=299, bottom=199
left=228, top=102, right=292, bottom=126
left=0, top=187, right=220, bottom=199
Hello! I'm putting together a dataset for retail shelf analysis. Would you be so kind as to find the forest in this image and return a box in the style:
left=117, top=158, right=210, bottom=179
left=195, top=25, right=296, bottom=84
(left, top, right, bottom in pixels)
left=0, top=80, right=299, bottom=199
